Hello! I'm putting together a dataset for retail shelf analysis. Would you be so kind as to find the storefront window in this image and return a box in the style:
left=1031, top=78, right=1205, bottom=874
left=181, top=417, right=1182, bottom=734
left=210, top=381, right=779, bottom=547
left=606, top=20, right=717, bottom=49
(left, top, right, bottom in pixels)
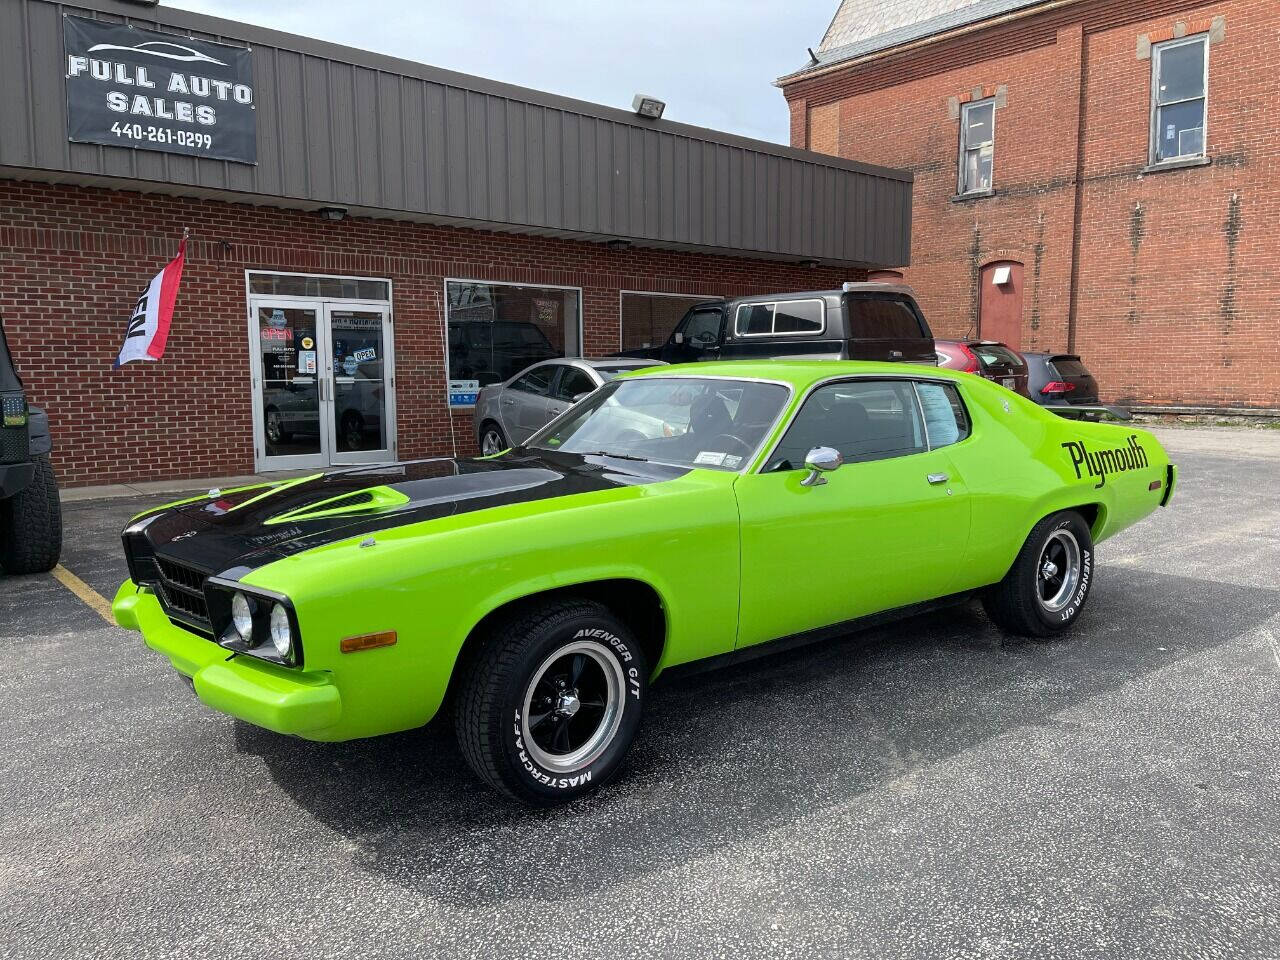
left=249, top=272, right=390, bottom=301
left=445, top=281, right=581, bottom=407
left=620, top=292, right=717, bottom=352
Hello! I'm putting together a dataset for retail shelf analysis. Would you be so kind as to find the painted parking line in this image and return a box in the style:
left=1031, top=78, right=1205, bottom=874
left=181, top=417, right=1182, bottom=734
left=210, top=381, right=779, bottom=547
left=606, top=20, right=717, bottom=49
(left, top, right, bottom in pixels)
left=51, top=564, right=115, bottom=625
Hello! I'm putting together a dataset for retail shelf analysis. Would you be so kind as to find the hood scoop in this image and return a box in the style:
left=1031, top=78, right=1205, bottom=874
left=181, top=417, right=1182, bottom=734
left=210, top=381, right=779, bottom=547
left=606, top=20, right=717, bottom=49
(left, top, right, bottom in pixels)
left=265, top=485, right=409, bottom=525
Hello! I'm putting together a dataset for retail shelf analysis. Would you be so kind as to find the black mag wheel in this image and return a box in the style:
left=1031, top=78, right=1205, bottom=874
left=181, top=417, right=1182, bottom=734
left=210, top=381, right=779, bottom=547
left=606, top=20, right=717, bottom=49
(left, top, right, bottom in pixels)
left=521, top=641, right=625, bottom=773
left=1036, top=528, right=1082, bottom=615
left=454, top=598, right=647, bottom=805
left=982, top=511, right=1094, bottom=638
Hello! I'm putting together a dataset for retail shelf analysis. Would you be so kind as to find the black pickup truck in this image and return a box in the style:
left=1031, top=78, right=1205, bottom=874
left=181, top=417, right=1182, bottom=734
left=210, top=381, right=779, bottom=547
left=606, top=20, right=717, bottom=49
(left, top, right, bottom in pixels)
left=620, top=283, right=936, bottom=365
left=0, top=316, right=62, bottom=574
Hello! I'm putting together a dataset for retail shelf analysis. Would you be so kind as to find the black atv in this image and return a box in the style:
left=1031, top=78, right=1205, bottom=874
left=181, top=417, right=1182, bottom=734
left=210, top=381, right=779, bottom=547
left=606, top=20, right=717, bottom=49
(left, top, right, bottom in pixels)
left=0, top=315, right=62, bottom=573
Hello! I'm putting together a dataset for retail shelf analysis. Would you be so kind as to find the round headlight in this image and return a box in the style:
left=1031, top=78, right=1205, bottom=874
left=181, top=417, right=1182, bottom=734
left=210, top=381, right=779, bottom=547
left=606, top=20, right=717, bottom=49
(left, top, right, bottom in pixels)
left=269, top=603, right=292, bottom=659
left=231, top=592, right=253, bottom=641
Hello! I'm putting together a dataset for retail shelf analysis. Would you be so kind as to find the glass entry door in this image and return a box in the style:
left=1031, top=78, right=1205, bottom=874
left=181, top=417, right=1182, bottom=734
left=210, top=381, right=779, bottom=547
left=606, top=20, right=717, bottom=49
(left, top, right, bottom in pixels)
left=249, top=297, right=396, bottom=472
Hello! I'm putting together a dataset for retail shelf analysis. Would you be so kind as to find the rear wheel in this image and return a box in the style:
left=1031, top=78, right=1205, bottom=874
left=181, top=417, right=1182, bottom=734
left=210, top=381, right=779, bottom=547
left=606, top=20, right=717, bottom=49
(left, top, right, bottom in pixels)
left=479, top=421, right=508, bottom=456
left=454, top=598, right=647, bottom=805
left=983, top=511, right=1093, bottom=637
left=0, top=456, right=63, bottom=575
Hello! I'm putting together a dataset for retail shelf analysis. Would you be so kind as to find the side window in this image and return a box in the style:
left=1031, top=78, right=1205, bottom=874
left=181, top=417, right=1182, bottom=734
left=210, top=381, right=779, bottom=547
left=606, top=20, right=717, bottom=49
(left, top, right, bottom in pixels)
left=680, top=309, right=723, bottom=345
left=915, top=382, right=971, bottom=449
left=766, top=380, right=925, bottom=471
left=738, top=304, right=773, bottom=336
left=555, top=366, right=596, bottom=401
left=510, top=365, right=555, bottom=395
left=735, top=300, right=824, bottom=337
left=774, top=300, right=823, bottom=333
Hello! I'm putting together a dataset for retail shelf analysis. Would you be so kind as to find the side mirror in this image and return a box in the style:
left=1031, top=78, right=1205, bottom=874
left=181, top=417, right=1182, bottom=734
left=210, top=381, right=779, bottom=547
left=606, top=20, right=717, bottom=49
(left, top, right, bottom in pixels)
left=673, top=332, right=685, bottom=345
left=572, top=392, right=591, bottom=403
left=800, top=446, right=843, bottom=487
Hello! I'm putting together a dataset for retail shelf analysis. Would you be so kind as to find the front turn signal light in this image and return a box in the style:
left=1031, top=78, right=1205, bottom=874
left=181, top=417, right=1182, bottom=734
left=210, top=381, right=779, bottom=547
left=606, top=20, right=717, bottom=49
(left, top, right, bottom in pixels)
left=340, top=631, right=398, bottom=654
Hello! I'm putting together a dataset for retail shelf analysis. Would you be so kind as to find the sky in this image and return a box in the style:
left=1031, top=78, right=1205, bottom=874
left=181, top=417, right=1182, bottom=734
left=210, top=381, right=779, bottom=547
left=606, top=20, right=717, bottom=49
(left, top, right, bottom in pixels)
left=164, top=0, right=837, bottom=144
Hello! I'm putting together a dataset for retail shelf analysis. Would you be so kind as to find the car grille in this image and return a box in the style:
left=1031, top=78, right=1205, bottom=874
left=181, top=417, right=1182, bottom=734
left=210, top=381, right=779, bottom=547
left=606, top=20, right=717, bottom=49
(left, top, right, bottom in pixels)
left=154, top=556, right=212, bottom=634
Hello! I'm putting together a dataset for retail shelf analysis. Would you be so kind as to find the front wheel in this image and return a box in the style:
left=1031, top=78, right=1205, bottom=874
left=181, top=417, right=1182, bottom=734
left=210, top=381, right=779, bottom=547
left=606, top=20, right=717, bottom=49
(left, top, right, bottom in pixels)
left=0, top=456, right=63, bottom=575
left=982, top=511, right=1094, bottom=637
left=454, top=599, right=647, bottom=805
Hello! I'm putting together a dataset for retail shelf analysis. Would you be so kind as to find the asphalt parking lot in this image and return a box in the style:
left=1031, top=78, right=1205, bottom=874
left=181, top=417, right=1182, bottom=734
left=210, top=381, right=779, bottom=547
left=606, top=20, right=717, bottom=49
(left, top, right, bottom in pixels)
left=2, top=426, right=1277, bottom=960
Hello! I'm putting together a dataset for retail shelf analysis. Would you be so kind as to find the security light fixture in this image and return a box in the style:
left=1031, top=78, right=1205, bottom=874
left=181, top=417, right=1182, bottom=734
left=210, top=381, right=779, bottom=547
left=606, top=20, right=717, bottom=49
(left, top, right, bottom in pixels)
left=606, top=239, right=631, bottom=251
left=632, top=95, right=665, bottom=120
left=800, top=258, right=820, bottom=268
left=318, top=206, right=347, bottom=222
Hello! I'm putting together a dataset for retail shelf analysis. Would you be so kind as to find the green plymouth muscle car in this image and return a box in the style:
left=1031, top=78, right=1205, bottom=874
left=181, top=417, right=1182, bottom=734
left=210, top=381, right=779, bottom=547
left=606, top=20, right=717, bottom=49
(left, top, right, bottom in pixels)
left=113, top=361, right=1176, bottom=805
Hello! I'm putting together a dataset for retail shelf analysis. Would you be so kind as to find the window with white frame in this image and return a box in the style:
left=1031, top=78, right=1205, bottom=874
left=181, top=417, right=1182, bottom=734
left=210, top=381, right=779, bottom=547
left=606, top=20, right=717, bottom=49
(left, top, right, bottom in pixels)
left=959, top=99, right=995, bottom=195
left=1151, top=35, right=1208, bottom=164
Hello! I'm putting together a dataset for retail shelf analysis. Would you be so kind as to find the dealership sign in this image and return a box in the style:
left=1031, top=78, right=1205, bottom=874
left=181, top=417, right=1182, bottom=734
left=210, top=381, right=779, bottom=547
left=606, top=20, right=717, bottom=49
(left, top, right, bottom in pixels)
left=63, top=15, right=256, bottom=164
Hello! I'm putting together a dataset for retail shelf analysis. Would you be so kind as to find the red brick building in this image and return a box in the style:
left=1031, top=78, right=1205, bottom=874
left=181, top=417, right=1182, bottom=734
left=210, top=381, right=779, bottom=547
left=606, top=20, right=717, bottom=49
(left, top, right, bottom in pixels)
left=0, top=0, right=912, bottom=488
left=780, top=0, right=1279, bottom=411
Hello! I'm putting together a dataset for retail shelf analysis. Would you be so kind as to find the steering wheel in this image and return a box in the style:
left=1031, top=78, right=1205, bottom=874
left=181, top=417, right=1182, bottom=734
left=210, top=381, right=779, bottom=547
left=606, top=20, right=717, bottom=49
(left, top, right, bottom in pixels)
left=705, top=433, right=753, bottom=458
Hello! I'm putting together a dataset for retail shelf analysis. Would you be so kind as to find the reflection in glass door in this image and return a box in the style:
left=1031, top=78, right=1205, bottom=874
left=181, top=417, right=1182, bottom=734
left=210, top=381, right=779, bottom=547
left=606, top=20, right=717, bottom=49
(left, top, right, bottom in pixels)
left=326, top=305, right=393, bottom=464
left=249, top=295, right=396, bottom=472
left=254, top=302, right=325, bottom=470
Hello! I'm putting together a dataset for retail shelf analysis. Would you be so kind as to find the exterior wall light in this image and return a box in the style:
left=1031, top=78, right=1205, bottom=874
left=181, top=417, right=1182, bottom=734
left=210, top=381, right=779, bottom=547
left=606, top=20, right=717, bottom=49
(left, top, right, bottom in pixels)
left=632, top=95, right=665, bottom=120
left=318, top=206, right=347, bottom=221
left=606, top=239, right=631, bottom=251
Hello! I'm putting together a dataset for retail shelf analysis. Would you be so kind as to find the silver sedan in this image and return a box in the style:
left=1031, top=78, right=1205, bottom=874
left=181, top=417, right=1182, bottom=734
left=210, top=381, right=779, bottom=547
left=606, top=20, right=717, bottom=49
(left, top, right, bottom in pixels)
left=473, top=357, right=665, bottom=454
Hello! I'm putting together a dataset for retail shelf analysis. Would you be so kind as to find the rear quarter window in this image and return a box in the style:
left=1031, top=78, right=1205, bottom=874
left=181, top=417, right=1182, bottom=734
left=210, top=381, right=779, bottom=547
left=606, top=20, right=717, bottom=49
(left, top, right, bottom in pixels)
left=844, top=296, right=926, bottom=339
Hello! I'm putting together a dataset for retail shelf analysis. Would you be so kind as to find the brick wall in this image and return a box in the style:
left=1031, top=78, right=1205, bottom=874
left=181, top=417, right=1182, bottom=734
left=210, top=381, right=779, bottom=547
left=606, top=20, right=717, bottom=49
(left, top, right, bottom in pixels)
left=0, top=179, right=859, bottom=487
left=784, top=0, right=1280, bottom=409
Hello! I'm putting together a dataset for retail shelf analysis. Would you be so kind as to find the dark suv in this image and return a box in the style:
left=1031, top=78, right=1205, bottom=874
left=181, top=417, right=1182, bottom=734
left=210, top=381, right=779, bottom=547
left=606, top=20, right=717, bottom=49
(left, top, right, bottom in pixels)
left=0, top=316, right=62, bottom=574
left=620, top=283, right=936, bottom=365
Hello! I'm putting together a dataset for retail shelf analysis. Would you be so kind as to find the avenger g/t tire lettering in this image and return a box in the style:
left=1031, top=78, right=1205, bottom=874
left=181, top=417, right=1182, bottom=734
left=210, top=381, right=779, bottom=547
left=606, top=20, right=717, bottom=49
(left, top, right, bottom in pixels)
left=982, top=511, right=1093, bottom=638
left=0, top=455, right=62, bottom=575
left=454, top=598, right=647, bottom=805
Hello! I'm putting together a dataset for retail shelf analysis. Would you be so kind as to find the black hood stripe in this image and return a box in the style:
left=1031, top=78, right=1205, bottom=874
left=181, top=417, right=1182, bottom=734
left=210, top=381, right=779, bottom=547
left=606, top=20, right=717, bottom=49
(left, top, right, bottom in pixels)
left=136, top=451, right=689, bottom=576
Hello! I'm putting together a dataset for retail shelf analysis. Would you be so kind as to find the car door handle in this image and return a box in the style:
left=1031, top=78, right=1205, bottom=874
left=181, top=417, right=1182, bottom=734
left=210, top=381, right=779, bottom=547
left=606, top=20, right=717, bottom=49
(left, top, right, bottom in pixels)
left=927, top=473, right=949, bottom=485
left=502, top=398, right=515, bottom=406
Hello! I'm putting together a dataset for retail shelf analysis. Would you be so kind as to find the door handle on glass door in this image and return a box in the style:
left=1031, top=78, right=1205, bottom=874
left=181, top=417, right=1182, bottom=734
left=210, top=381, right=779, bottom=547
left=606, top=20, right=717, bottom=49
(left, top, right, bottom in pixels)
left=927, top=473, right=949, bottom=484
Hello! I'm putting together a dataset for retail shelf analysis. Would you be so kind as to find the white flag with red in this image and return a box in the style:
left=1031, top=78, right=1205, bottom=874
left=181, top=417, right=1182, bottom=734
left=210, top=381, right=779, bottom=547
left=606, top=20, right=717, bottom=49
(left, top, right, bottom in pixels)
left=115, top=237, right=186, bottom=367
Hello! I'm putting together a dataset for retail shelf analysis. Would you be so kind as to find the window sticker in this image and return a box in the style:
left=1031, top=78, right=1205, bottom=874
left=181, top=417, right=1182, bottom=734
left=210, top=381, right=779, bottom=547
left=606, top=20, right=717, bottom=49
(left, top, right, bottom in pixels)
left=723, top=454, right=743, bottom=468
left=694, top=451, right=727, bottom=466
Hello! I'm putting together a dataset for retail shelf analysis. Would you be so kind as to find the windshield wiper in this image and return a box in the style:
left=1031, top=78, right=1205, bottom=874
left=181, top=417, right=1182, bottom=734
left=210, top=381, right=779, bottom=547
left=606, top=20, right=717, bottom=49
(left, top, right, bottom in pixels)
left=577, top=450, right=649, bottom=462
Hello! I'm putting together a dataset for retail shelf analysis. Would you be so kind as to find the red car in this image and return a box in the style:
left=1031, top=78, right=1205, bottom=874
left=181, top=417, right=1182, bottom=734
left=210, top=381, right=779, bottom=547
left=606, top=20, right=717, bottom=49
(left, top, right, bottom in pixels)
left=935, top=340, right=1030, bottom=398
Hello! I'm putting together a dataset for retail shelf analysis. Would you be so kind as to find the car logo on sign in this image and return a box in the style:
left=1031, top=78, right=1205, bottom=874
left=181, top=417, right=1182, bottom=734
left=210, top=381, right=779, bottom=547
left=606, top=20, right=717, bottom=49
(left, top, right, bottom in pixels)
left=86, top=41, right=228, bottom=66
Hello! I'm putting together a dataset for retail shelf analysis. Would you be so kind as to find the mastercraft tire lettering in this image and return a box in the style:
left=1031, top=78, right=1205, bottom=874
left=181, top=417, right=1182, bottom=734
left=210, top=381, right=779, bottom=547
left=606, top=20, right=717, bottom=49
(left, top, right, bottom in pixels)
left=454, top=599, right=647, bottom=805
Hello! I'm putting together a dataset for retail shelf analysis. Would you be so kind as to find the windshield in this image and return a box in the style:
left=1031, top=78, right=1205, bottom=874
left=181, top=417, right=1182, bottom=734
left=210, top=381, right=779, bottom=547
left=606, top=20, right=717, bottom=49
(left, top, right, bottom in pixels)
left=530, top=377, right=790, bottom=471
